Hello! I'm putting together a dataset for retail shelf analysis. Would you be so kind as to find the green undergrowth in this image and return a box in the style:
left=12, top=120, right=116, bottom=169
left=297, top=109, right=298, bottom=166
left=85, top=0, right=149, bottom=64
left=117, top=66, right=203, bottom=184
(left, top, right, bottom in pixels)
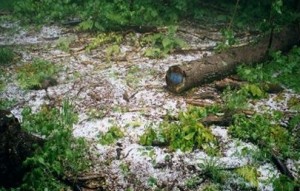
left=0, top=47, right=15, bottom=65
left=229, top=112, right=300, bottom=189
left=227, top=46, right=300, bottom=189
left=11, top=0, right=297, bottom=32
left=0, top=98, right=16, bottom=110
left=0, top=69, right=5, bottom=91
left=141, top=26, right=187, bottom=58
left=98, top=125, right=124, bottom=145
left=86, top=32, right=123, bottom=52
left=137, top=43, right=300, bottom=189
left=16, top=59, right=60, bottom=90
left=237, top=46, right=300, bottom=93
left=186, top=158, right=260, bottom=190
left=0, top=47, right=16, bottom=91
left=140, top=106, right=220, bottom=154
left=56, top=35, right=77, bottom=52
left=18, top=100, right=90, bottom=190
left=0, top=0, right=16, bottom=11
left=229, top=112, right=299, bottom=159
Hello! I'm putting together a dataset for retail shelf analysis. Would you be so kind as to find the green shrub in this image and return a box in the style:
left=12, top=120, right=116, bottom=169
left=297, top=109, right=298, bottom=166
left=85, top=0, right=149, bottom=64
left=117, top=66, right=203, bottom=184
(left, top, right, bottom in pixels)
left=141, top=26, right=186, bottom=58
left=0, top=0, right=16, bottom=11
left=273, top=175, right=298, bottom=191
left=222, top=83, right=266, bottom=112
left=0, top=69, right=5, bottom=91
left=0, top=98, right=16, bottom=110
left=0, top=47, right=14, bottom=65
left=20, top=100, right=90, bottom=190
left=237, top=47, right=300, bottom=93
left=16, top=59, right=59, bottom=90
left=235, top=165, right=259, bottom=188
left=229, top=113, right=298, bottom=159
left=140, top=106, right=219, bottom=154
left=197, top=159, right=260, bottom=190
left=14, top=0, right=81, bottom=23
left=222, top=88, right=249, bottom=111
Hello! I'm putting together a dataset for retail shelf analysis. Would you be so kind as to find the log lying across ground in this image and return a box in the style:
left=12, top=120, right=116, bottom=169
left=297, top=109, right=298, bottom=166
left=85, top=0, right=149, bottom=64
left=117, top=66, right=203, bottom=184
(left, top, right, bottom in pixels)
left=166, top=24, right=300, bottom=93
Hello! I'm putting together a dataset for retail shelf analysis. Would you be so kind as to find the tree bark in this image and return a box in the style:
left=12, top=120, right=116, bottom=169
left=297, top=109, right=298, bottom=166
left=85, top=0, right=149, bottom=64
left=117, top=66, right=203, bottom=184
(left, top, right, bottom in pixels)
left=166, top=24, right=300, bottom=93
left=0, top=110, right=44, bottom=188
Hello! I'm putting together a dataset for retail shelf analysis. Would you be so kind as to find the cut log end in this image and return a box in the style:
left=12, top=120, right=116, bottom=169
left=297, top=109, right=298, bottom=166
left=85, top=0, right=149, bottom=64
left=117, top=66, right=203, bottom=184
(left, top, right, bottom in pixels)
left=166, top=65, right=186, bottom=93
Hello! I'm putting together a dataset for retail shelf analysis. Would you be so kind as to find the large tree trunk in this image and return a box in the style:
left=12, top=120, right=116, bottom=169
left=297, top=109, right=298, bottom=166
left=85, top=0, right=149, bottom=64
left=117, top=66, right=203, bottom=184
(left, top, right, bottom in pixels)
left=0, top=110, right=44, bottom=188
left=166, top=24, right=300, bottom=93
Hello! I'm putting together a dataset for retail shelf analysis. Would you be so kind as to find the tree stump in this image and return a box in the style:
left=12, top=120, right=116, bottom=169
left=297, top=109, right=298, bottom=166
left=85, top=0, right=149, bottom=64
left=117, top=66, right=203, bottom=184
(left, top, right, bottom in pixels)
left=0, top=110, right=44, bottom=188
left=166, top=24, right=300, bottom=93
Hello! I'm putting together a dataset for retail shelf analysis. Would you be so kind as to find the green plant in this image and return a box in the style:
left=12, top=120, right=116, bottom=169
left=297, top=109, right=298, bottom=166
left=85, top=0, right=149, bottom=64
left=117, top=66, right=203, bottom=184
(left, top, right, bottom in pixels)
left=199, top=158, right=226, bottom=184
left=202, top=183, right=220, bottom=191
left=197, top=159, right=260, bottom=190
left=14, top=0, right=81, bottom=24
left=215, top=28, right=236, bottom=51
left=119, top=162, right=130, bottom=176
left=77, top=0, right=191, bottom=31
left=235, top=165, right=259, bottom=188
left=242, top=84, right=266, bottom=98
left=237, top=47, right=300, bottom=93
left=273, top=175, right=298, bottom=191
left=139, top=146, right=157, bottom=163
left=222, top=83, right=266, bottom=111
left=229, top=112, right=298, bottom=159
left=0, top=98, right=16, bottom=110
left=222, top=87, right=249, bottom=111
left=125, top=65, right=141, bottom=88
left=139, top=126, right=162, bottom=146
left=287, top=96, right=300, bottom=111
left=20, top=100, right=90, bottom=190
left=185, top=176, right=202, bottom=189
left=0, top=0, right=16, bottom=11
left=98, top=125, right=124, bottom=145
left=237, top=64, right=265, bottom=83
left=16, top=59, right=60, bottom=90
left=56, top=35, right=76, bottom=52
left=86, top=32, right=123, bottom=52
left=87, top=107, right=107, bottom=119
left=106, top=44, right=121, bottom=60
left=0, top=47, right=14, bottom=65
left=141, top=26, right=186, bottom=58
left=0, top=69, right=6, bottom=91
left=147, top=176, right=157, bottom=188
left=288, top=113, right=300, bottom=152
left=140, top=106, right=219, bottom=154
left=12, top=0, right=299, bottom=34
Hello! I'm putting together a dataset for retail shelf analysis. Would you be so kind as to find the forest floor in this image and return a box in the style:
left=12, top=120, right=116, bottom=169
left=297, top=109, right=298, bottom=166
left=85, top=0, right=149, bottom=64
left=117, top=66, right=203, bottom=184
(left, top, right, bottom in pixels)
left=0, top=16, right=299, bottom=191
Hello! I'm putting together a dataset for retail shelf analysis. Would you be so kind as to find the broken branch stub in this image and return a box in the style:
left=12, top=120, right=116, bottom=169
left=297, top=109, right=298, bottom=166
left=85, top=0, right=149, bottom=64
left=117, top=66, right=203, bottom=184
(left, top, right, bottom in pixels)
left=166, top=24, right=300, bottom=93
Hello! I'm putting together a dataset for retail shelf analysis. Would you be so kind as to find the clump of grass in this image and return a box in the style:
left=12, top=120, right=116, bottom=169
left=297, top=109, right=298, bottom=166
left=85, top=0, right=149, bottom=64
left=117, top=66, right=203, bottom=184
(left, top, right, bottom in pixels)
left=0, top=47, right=14, bottom=65
left=16, top=59, right=60, bottom=90
left=196, top=159, right=260, bottom=190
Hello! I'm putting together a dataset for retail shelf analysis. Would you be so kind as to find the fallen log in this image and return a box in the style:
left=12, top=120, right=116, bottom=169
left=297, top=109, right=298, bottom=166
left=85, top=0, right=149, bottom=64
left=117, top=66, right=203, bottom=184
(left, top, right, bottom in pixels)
left=166, top=24, right=300, bottom=93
